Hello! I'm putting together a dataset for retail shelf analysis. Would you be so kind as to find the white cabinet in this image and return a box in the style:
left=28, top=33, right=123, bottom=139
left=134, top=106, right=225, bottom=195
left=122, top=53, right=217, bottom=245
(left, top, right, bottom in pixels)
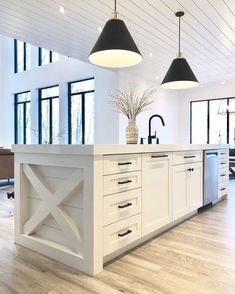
left=172, top=164, right=188, bottom=220
left=142, top=153, right=172, bottom=236
left=103, top=189, right=141, bottom=226
left=188, top=162, right=203, bottom=212
left=104, top=214, right=141, bottom=256
left=172, top=161, right=203, bottom=221
left=218, top=150, right=229, bottom=199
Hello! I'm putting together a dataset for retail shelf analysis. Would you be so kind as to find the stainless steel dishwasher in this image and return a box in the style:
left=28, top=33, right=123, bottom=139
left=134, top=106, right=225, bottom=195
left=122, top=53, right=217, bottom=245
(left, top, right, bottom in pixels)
left=203, top=150, right=219, bottom=208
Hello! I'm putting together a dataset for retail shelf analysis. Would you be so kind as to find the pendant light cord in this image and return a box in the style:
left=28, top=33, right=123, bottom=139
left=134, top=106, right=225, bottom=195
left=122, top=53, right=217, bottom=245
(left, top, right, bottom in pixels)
left=114, top=0, right=117, bottom=11
left=178, top=15, right=181, bottom=55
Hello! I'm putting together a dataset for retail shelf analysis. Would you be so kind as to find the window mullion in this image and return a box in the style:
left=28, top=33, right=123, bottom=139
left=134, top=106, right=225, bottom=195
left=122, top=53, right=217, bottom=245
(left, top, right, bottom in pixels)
left=14, top=40, right=18, bottom=73
left=68, top=84, right=71, bottom=144
left=38, top=47, right=42, bottom=66
left=207, top=101, right=210, bottom=144
left=49, top=51, right=53, bottom=63
left=14, top=95, right=18, bottom=143
left=23, top=102, right=27, bottom=144
left=49, top=99, right=53, bottom=144
left=82, top=94, right=85, bottom=144
left=227, top=99, right=230, bottom=144
left=38, top=90, right=42, bottom=144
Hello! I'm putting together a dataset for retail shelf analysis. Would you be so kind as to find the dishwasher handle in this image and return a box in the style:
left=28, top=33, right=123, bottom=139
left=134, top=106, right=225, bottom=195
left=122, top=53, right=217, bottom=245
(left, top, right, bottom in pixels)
left=206, top=152, right=218, bottom=157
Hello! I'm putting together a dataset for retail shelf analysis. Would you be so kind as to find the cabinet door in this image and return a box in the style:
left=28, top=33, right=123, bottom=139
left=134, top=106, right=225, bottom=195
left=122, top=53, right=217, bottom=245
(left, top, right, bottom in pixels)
left=188, top=162, right=203, bottom=212
left=172, top=165, right=188, bottom=221
left=142, top=153, right=172, bottom=236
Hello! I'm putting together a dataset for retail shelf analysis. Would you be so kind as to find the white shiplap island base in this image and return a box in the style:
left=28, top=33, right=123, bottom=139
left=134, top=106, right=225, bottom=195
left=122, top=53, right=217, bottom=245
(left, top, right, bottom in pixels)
left=12, top=144, right=229, bottom=276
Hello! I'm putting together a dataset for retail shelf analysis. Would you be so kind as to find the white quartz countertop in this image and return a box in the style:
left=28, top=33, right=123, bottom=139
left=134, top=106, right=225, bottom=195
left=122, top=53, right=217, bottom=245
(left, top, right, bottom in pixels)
left=11, top=144, right=229, bottom=156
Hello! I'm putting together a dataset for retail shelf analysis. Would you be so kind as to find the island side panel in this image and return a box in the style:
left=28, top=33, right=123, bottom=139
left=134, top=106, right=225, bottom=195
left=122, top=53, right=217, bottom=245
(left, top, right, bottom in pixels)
left=14, top=152, right=103, bottom=275
left=82, top=155, right=103, bottom=275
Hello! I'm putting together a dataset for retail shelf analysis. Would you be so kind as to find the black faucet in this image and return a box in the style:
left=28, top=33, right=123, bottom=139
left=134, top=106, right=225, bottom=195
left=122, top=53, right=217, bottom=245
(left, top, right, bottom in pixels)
left=148, top=114, right=165, bottom=144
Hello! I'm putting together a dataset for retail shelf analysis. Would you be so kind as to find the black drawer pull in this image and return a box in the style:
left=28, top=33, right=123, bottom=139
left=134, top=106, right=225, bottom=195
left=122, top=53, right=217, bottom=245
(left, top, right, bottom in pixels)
left=118, top=202, right=132, bottom=209
left=220, top=174, right=226, bottom=177
left=221, top=152, right=226, bottom=155
left=187, top=168, right=194, bottom=172
left=151, top=155, right=168, bottom=159
left=220, top=188, right=226, bottom=191
left=184, top=155, right=196, bottom=159
left=118, top=162, right=132, bottom=166
left=118, top=180, right=132, bottom=185
left=220, top=162, right=226, bottom=165
left=118, top=229, right=132, bottom=237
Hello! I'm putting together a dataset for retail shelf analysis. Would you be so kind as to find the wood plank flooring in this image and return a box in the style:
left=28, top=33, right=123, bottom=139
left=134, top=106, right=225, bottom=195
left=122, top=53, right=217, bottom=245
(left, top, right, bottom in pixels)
left=0, top=181, right=235, bottom=294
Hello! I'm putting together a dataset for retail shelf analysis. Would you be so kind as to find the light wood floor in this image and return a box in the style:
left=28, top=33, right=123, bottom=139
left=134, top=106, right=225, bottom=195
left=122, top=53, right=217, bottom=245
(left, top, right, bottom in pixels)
left=0, top=181, right=235, bottom=294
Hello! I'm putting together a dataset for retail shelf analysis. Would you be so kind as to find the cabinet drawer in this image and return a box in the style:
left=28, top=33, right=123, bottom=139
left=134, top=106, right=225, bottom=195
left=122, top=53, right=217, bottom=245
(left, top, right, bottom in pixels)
left=219, top=150, right=229, bottom=160
left=103, top=154, right=141, bottom=175
left=103, top=189, right=141, bottom=226
left=103, top=214, right=141, bottom=256
left=218, top=185, right=228, bottom=198
left=103, top=171, right=141, bottom=196
left=219, top=159, right=229, bottom=170
left=219, top=168, right=229, bottom=183
left=172, top=151, right=202, bottom=165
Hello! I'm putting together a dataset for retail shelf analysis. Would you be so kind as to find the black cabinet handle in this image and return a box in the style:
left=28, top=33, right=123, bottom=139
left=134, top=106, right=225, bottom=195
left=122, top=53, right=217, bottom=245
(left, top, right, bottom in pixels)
left=220, top=187, right=226, bottom=191
left=151, top=155, right=168, bottom=159
left=187, top=168, right=194, bottom=172
left=118, top=229, right=132, bottom=237
left=220, top=162, right=226, bottom=165
left=118, top=180, right=132, bottom=185
left=184, top=155, right=196, bottom=159
left=118, top=162, right=132, bottom=166
left=220, top=174, right=226, bottom=177
left=221, top=152, right=226, bottom=155
left=118, top=202, right=132, bottom=209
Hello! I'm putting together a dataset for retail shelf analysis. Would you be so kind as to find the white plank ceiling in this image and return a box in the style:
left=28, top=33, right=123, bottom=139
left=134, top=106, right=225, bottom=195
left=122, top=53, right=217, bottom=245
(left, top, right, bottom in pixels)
left=0, top=0, right=234, bottom=85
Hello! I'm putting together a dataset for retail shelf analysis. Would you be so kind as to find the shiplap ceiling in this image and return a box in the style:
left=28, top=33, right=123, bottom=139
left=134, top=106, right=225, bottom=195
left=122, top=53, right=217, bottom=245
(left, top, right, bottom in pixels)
left=0, top=0, right=235, bottom=85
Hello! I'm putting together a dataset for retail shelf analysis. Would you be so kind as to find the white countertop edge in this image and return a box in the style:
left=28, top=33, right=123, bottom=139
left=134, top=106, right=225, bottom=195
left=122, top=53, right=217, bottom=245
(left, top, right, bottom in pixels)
left=11, top=144, right=229, bottom=156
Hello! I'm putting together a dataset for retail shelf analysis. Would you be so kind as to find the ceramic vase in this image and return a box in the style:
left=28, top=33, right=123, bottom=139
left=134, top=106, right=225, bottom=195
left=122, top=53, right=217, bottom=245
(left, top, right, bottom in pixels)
left=126, top=119, right=138, bottom=144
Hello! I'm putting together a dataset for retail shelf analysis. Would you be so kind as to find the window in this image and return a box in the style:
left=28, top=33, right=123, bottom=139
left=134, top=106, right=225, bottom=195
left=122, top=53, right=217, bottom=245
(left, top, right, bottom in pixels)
left=14, top=91, right=31, bottom=144
left=38, top=48, right=59, bottom=66
left=209, top=100, right=227, bottom=144
left=14, top=39, right=31, bottom=73
left=190, top=97, right=235, bottom=145
left=38, top=85, right=59, bottom=144
left=229, top=99, right=235, bottom=146
left=68, top=78, right=95, bottom=144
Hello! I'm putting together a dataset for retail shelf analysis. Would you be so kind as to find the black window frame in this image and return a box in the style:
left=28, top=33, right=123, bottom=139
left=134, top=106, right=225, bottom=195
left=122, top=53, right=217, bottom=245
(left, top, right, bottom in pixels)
left=14, top=91, right=31, bottom=144
left=190, top=97, right=235, bottom=144
left=38, top=48, right=55, bottom=66
left=68, top=77, right=95, bottom=144
left=14, top=39, right=29, bottom=73
left=38, top=85, right=59, bottom=144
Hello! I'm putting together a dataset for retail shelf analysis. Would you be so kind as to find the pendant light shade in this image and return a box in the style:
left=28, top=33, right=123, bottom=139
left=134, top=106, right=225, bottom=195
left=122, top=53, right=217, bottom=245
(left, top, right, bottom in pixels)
left=161, top=11, right=199, bottom=90
left=161, top=57, right=199, bottom=89
left=88, top=2, right=142, bottom=68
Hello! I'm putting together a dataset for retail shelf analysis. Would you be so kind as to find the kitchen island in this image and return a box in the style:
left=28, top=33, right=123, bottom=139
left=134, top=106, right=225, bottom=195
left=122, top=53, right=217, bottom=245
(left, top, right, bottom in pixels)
left=12, top=144, right=229, bottom=275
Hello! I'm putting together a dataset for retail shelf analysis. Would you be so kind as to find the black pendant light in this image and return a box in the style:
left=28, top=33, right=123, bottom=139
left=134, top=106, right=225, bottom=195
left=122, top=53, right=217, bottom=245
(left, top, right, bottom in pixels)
left=161, top=11, right=199, bottom=90
left=88, top=0, right=142, bottom=68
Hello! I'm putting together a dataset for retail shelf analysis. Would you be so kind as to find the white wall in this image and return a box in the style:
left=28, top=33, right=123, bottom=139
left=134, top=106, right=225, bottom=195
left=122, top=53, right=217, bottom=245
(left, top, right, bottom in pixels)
left=0, top=36, right=119, bottom=147
left=178, top=79, right=235, bottom=144
left=118, top=72, right=179, bottom=144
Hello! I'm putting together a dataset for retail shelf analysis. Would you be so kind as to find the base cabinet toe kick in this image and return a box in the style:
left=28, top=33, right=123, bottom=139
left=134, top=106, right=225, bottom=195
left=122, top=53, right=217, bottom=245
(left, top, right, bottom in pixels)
left=12, top=145, right=229, bottom=275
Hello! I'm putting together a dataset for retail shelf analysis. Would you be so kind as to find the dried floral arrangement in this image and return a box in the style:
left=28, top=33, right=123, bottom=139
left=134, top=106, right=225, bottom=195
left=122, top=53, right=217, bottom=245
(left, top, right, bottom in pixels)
left=109, top=84, right=155, bottom=120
